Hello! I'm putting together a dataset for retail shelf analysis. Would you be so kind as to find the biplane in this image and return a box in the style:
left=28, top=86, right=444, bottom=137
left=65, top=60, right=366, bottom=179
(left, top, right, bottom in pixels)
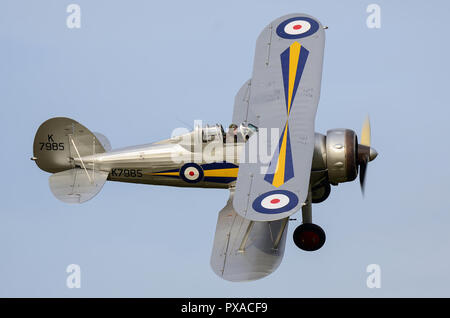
left=32, top=13, right=377, bottom=282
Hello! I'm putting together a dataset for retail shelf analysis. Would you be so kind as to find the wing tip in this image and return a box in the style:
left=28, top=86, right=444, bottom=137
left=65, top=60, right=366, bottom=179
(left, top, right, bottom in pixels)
left=210, top=266, right=280, bottom=283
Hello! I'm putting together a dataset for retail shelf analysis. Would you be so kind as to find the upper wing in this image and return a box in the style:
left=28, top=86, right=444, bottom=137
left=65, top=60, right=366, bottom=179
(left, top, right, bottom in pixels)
left=232, top=79, right=259, bottom=125
left=210, top=190, right=289, bottom=282
left=233, top=13, right=325, bottom=221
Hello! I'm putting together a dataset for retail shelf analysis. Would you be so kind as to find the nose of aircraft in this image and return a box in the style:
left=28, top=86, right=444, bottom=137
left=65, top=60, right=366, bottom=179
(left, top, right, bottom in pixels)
left=369, top=147, right=378, bottom=161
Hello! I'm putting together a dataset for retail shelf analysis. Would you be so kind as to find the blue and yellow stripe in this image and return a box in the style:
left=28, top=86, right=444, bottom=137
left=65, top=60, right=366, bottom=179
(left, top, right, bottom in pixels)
left=264, top=41, right=309, bottom=188
left=150, top=162, right=238, bottom=184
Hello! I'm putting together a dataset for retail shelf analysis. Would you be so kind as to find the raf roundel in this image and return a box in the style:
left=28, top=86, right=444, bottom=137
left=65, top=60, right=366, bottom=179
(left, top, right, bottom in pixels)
left=252, top=190, right=299, bottom=214
left=284, top=20, right=311, bottom=35
left=276, top=17, right=319, bottom=39
left=180, top=163, right=204, bottom=183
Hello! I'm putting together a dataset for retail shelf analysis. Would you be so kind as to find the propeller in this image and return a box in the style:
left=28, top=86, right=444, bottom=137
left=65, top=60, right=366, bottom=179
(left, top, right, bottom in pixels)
left=357, top=116, right=378, bottom=194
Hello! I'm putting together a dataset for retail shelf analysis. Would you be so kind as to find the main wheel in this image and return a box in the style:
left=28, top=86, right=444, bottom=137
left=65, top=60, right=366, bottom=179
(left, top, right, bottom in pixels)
left=293, top=223, right=326, bottom=251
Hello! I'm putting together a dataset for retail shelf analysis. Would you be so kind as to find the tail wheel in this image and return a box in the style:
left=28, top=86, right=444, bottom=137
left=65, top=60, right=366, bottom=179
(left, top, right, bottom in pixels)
left=293, top=223, right=326, bottom=251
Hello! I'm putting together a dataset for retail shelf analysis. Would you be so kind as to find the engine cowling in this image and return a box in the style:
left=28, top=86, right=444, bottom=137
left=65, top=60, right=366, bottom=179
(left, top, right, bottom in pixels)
left=326, top=129, right=358, bottom=185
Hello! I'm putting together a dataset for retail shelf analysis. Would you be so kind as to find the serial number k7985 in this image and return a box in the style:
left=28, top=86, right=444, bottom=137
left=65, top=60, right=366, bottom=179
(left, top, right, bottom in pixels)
left=111, top=168, right=143, bottom=178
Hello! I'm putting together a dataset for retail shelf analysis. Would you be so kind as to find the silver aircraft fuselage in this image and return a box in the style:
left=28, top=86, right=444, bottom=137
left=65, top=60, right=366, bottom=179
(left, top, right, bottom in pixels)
left=75, top=129, right=328, bottom=190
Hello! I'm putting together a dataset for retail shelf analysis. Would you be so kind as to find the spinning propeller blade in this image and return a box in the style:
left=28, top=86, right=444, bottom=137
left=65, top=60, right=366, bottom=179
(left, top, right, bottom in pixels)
left=361, top=116, right=371, bottom=147
left=358, top=116, right=377, bottom=195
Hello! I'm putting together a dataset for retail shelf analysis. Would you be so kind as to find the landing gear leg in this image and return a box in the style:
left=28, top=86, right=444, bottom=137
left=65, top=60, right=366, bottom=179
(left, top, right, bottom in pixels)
left=293, top=189, right=326, bottom=251
left=302, top=190, right=313, bottom=224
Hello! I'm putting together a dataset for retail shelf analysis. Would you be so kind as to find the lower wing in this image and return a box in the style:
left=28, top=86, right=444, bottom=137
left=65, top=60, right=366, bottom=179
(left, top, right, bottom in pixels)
left=210, top=190, right=289, bottom=282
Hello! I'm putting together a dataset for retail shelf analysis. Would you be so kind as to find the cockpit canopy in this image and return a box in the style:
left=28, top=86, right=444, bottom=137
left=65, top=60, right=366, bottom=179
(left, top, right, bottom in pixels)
left=194, top=123, right=258, bottom=143
left=201, top=124, right=225, bottom=142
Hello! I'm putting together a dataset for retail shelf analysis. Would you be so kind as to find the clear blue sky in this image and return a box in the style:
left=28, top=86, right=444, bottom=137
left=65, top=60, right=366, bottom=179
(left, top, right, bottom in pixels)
left=1, top=0, right=450, bottom=297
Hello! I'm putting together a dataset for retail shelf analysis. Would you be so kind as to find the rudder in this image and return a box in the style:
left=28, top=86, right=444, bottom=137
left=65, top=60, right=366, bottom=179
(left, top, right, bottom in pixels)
left=33, top=117, right=108, bottom=173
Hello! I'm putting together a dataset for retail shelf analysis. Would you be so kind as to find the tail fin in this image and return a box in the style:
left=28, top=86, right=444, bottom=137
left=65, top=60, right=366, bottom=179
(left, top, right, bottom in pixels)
left=33, top=117, right=109, bottom=173
left=33, top=117, right=111, bottom=204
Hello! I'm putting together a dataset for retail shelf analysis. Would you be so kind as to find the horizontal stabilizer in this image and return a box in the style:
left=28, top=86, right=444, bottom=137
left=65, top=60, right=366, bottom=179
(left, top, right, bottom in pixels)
left=49, top=168, right=109, bottom=204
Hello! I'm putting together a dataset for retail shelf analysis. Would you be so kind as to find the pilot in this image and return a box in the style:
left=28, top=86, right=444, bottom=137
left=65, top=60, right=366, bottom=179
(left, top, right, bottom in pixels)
left=227, top=124, right=238, bottom=143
